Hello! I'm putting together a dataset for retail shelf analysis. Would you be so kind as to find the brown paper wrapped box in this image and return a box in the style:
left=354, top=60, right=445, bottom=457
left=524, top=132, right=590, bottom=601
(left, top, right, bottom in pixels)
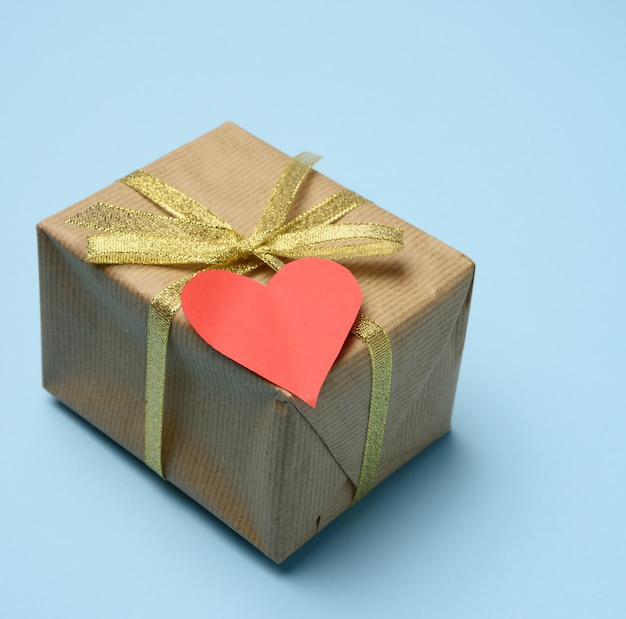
left=37, top=122, right=474, bottom=563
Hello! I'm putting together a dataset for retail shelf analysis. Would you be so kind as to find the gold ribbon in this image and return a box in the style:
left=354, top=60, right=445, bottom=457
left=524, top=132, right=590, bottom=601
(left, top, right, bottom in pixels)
left=67, top=153, right=402, bottom=502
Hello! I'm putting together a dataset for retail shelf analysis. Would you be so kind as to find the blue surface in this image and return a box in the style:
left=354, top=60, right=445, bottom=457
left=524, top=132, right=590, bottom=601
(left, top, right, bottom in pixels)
left=2, top=1, right=625, bottom=617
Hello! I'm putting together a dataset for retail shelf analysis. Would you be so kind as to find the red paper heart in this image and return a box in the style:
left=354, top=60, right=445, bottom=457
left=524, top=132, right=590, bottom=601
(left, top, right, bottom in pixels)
left=180, top=257, right=362, bottom=407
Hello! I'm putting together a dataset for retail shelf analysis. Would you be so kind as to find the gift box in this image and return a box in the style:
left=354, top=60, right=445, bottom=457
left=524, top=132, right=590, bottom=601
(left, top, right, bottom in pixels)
left=37, top=122, right=474, bottom=563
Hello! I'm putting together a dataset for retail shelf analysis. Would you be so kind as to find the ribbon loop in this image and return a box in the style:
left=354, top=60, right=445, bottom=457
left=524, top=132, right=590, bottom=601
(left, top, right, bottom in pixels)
left=279, top=189, right=366, bottom=232
left=123, top=170, right=234, bottom=226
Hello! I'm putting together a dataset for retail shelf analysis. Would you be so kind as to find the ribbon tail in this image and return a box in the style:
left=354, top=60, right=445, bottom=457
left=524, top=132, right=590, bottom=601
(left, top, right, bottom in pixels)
left=144, top=275, right=193, bottom=477
left=247, top=152, right=321, bottom=245
left=350, top=312, right=393, bottom=504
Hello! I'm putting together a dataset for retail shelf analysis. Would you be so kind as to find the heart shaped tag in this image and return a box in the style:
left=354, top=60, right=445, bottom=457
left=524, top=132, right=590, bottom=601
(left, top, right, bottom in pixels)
left=180, top=257, right=362, bottom=407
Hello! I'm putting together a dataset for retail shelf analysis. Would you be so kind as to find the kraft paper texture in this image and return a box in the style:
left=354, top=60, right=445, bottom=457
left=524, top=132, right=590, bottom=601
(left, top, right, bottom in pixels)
left=37, top=122, right=474, bottom=563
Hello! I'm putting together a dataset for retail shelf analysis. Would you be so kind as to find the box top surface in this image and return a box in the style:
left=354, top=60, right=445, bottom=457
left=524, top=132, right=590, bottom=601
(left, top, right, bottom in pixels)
left=39, top=121, right=473, bottom=320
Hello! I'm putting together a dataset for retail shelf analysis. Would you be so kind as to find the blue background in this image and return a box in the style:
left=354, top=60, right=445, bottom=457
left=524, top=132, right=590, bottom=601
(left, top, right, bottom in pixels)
left=2, top=1, right=625, bottom=617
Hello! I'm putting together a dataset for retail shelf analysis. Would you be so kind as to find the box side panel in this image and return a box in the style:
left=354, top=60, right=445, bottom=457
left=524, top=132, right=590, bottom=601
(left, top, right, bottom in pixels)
left=38, top=224, right=148, bottom=458
left=375, top=270, right=474, bottom=483
left=301, top=257, right=475, bottom=487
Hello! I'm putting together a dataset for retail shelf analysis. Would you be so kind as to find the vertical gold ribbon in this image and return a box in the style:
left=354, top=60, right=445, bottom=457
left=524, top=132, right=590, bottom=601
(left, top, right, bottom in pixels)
left=67, top=154, right=401, bottom=502
left=351, top=313, right=393, bottom=503
left=143, top=277, right=191, bottom=475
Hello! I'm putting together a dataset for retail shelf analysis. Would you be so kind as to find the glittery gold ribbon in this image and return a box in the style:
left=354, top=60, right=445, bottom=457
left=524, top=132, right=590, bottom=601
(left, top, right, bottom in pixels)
left=67, top=153, right=401, bottom=502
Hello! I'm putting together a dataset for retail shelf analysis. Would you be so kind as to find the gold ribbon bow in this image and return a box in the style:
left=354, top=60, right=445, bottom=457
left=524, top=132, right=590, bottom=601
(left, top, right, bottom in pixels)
left=67, top=153, right=403, bottom=503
